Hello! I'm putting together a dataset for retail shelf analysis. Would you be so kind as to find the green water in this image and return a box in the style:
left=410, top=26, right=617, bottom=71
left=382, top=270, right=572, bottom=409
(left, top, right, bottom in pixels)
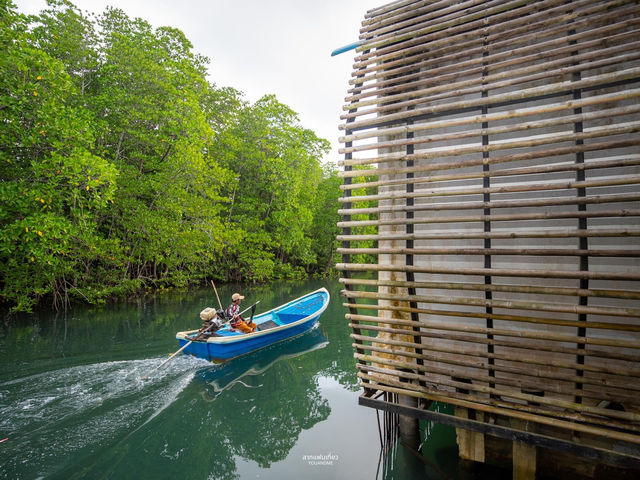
left=0, top=278, right=459, bottom=480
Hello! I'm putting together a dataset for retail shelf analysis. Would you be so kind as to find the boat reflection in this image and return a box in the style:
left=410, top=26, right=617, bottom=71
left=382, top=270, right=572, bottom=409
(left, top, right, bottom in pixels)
left=193, top=327, right=328, bottom=401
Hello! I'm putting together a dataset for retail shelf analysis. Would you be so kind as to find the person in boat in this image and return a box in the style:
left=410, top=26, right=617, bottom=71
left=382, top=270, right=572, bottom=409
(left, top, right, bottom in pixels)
left=226, top=292, right=257, bottom=333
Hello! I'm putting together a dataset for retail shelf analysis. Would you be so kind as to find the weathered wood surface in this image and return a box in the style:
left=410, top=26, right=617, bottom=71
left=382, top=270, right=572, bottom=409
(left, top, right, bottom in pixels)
left=339, top=0, right=640, bottom=457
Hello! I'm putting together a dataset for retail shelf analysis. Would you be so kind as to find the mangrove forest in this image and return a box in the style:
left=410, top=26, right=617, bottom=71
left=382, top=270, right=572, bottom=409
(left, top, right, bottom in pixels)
left=0, top=0, right=346, bottom=313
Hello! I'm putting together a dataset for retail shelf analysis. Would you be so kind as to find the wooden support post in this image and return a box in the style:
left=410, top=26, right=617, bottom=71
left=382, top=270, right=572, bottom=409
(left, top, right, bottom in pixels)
left=455, top=407, right=486, bottom=463
left=454, top=377, right=485, bottom=463
left=513, top=437, right=537, bottom=480
left=511, top=388, right=544, bottom=479
left=398, top=390, right=420, bottom=449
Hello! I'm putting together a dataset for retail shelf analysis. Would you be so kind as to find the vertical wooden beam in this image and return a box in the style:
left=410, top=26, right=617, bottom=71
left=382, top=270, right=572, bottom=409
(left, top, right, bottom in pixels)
left=513, top=439, right=537, bottom=480
left=455, top=407, right=486, bottom=463
left=455, top=378, right=485, bottom=462
left=481, top=26, right=497, bottom=397
left=568, top=1, right=588, bottom=408
left=398, top=384, right=420, bottom=449
left=343, top=50, right=370, bottom=392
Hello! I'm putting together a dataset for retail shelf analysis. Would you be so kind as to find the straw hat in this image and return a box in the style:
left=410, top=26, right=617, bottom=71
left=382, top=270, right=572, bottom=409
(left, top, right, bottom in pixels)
left=231, top=293, right=244, bottom=301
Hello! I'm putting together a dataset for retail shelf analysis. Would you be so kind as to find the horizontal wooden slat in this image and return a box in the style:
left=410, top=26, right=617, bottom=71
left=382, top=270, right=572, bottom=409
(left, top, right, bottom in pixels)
left=345, top=312, right=640, bottom=349
left=354, top=0, right=632, bottom=72
left=351, top=323, right=640, bottom=363
left=341, top=103, right=640, bottom=155
left=357, top=0, right=575, bottom=64
left=351, top=23, right=640, bottom=100
left=342, top=289, right=640, bottom=320
left=338, top=209, right=640, bottom=228
left=352, top=336, right=640, bottom=379
left=345, top=42, right=640, bottom=114
left=340, top=192, right=640, bottom=216
left=341, top=278, right=640, bottom=300
left=341, top=156, right=640, bottom=195
left=337, top=228, right=640, bottom=241
left=338, top=247, right=640, bottom=258
left=343, top=304, right=640, bottom=337
left=338, top=263, right=640, bottom=281
left=356, top=368, right=640, bottom=428
left=353, top=9, right=640, bottom=97
left=340, top=88, right=640, bottom=146
left=353, top=352, right=640, bottom=406
left=340, top=131, right=640, bottom=171
left=360, top=0, right=486, bottom=40
left=358, top=380, right=640, bottom=449
left=341, top=68, right=640, bottom=130
left=339, top=176, right=640, bottom=204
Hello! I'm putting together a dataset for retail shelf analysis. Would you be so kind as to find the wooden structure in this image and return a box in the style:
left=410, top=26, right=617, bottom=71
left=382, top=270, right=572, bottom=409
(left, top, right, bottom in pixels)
left=336, top=0, right=640, bottom=477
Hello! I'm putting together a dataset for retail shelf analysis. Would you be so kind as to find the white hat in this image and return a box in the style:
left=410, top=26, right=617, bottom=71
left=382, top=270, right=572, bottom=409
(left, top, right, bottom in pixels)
left=232, top=293, right=244, bottom=301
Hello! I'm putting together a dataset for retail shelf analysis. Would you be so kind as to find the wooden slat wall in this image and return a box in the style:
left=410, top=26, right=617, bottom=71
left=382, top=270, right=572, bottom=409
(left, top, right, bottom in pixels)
left=337, top=0, right=640, bottom=452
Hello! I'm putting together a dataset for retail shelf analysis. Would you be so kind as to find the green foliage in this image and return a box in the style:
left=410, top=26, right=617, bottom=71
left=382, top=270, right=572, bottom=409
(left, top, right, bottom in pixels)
left=0, top=2, right=119, bottom=311
left=344, top=165, right=378, bottom=266
left=1, top=0, right=341, bottom=312
left=309, top=162, right=343, bottom=275
left=210, top=94, right=331, bottom=282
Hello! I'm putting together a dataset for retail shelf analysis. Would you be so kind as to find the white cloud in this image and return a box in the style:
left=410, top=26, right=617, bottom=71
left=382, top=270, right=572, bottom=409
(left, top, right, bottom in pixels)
left=14, top=0, right=379, bottom=163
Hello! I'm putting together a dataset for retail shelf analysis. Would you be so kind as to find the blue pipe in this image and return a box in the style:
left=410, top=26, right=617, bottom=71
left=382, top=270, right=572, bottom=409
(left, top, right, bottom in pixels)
left=331, top=41, right=360, bottom=57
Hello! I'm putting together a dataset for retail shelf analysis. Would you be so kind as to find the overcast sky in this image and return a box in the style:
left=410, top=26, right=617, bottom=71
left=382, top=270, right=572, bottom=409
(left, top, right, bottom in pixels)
left=14, top=0, right=380, bottom=163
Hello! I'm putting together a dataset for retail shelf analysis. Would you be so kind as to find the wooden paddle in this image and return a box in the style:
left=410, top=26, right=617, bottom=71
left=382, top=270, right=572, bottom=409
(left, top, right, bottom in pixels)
left=140, top=300, right=260, bottom=380
left=210, top=280, right=223, bottom=311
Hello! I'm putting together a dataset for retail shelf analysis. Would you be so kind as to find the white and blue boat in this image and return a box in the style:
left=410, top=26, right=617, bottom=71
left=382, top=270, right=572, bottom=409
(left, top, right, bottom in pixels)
left=175, top=287, right=330, bottom=362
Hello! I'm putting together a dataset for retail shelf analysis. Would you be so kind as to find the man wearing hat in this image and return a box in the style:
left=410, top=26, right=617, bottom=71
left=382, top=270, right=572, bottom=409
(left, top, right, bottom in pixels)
left=225, top=292, right=257, bottom=333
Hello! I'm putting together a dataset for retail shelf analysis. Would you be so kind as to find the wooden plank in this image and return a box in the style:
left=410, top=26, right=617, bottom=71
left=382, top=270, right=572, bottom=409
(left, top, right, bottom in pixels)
left=337, top=262, right=640, bottom=282
left=346, top=313, right=640, bottom=350
left=344, top=301, right=640, bottom=337
left=337, top=228, right=640, bottom=242
left=350, top=23, right=640, bottom=100
left=344, top=42, right=640, bottom=114
left=340, top=88, right=640, bottom=147
left=341, top=277, right=640, bottom=301
left=354, top=336, right=640, bottom=379
left=338, top=176, right=640, bottom=205
left=356, top=353, right=640, bottom=419
left=358, top=379, right=640, bottom=446
left=513, top=436, right=537, bottom=480
left=340, top=71, right=640, bottom=130
left=341, top=103, right=640, bottom=155
left=456, top=407, right=486, bottom=462
left=353, top=0, right=632, bottom=92
left=351, top=7, right=640, bottom=93
left=359, top=395, right=640, bottom=468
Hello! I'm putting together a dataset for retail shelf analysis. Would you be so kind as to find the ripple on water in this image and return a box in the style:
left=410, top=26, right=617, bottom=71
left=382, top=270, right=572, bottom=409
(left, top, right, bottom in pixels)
left=0, top=355, right=204, bottom=479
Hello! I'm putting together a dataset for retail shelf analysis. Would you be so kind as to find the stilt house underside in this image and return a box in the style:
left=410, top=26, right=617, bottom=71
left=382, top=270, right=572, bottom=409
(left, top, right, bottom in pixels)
left=337, top=0, right=640, bottom=468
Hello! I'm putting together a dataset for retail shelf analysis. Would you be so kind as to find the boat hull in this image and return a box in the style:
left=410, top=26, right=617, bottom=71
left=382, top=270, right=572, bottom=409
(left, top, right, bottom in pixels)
left=176, top=288, right=329, bottom=362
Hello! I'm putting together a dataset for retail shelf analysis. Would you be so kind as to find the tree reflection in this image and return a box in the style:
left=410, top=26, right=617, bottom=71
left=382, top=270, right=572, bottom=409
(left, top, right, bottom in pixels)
left=52, top=328, right=331, bottom=480
left=3, top=279, right=367, bottom=480
left=194, top=328, right=331, bottom=469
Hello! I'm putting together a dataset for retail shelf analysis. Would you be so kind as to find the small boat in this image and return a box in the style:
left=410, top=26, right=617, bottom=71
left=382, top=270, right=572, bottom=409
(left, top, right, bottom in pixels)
left=175, top=287, right=330, bottom=362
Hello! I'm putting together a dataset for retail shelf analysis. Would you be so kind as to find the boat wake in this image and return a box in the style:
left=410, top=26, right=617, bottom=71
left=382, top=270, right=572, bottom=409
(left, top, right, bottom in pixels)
left=0, top=355, right=203, bottom=479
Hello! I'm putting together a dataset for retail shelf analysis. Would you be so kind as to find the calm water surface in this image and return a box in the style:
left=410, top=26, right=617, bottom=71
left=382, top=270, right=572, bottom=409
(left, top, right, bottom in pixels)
left=0, top=279, right=459, bottom=479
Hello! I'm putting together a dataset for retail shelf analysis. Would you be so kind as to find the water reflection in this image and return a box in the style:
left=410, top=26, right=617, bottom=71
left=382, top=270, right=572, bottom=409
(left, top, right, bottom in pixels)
left=195, top=328, right=328, bottom=400
left=0, top=279, right=394, bottom=480
left=44, top=329, right=332, bottom=479
left=195, top=329, right=332, bottom=471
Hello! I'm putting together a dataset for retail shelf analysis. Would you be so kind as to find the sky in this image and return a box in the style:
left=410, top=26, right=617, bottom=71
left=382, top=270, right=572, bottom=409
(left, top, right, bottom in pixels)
left=14, top=0, right=381, bottom=164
